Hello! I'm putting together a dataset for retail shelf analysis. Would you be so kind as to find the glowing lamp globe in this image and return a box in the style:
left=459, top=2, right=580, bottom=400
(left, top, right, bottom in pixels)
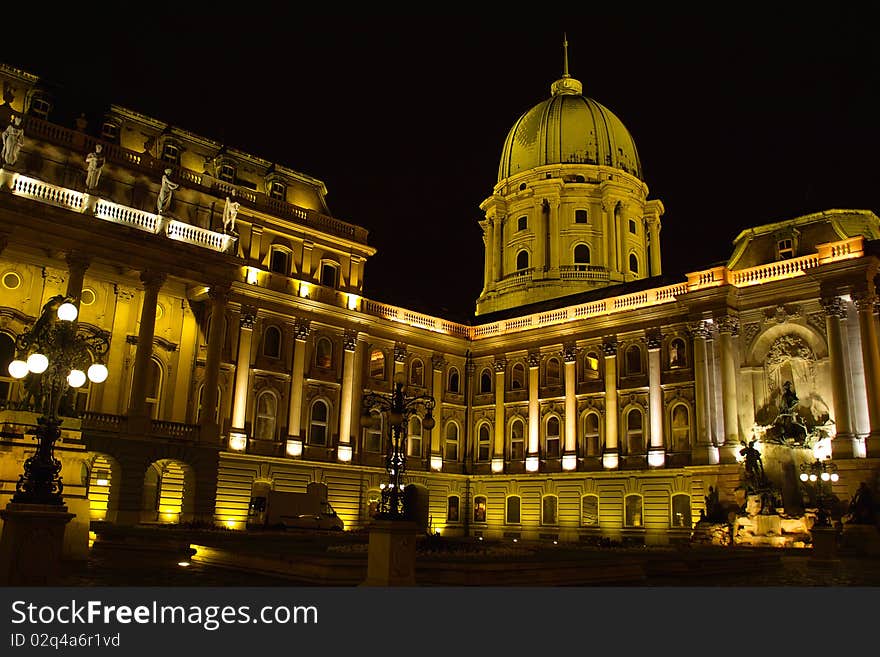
left=821, top=472, right=830, bottom=481
left=830, top=473, right=839, bottom=482
left=8, top=359, right=28, bottom=379
left=57, top=302, right=78, bottom=322
left=27, top=353, right=49, bottom=374
left=809, top=474, right=817, bottom=482
left=87, top=363, right=109, bottom=383
left=67, top=369, right=87, bottom=388
left=799, top=473, right=808, bottom=482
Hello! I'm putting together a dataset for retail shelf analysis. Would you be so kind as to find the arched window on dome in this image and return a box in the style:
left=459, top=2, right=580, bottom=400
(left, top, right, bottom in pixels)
left=511, top=363, right=525, bottom=390
left=629, top=253, right=639, bottom=275
left=516, top=250, right=530, bottom=271
left=574, top=244, right=590, bottom=270
left=479, top=368, right=492, bottom=394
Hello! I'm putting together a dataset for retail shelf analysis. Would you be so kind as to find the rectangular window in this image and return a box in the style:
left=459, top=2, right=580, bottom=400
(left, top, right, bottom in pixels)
left=542, top=497, right=557, bottom=525
left=269, top=181, right=286, bottom=200
left=506, top=496, right=521, bottom=524
left=510, top=437, right=524, bottom=461
left=473, top=496, right=487, bottom=523
left=628, top=219, right=637, bottom=234
left=101, top=122, right=119, bottom=142
left=161, top=143, right=180, bottom=164
left=517, top=216, right=527, bottom=231
left=447, top=496, right=460, bottom=522
left=546, top=435, right=560, bottom=458
left=778, top=239, right=794, bottom=259
left=30, top=97, right=51, bottom=119
left=477, top=438, right=490, bottom=462
left=218, top=164, right=236, bottom=183
left=269, top=250, right=289, bottom=275
left=444, top=438, right=458, bottom=461
left=408, top=435, right=421, bottom=458
left=320, top=264, right=338, bottom=288
left=365, top=429, right=382, bottom=453
left=575, top=209, right=588, bottom=224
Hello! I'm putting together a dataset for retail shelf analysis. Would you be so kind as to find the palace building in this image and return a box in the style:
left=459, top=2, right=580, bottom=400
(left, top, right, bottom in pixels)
left=1, top=55, right=878, bottom=559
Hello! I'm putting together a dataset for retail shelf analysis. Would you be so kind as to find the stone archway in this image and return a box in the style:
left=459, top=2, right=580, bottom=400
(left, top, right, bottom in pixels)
left=86, top=453, right=121, bottom=523
left=142, top=459, right=196, bottom=524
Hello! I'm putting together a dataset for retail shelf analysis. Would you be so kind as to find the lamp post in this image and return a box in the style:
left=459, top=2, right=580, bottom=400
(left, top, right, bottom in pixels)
left=799, top=458, right=839, bottom=527
left=361, top=372, right=435, bottom=519
left=6, top=294, right=109, bottom=505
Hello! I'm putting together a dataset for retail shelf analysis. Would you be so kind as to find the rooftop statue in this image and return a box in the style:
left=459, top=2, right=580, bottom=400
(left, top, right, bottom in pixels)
left=157, top=168, right=179, bottom=215
left=85, top=144, right=105, bottom=190
left=223, top=192, right=240, bottom=234
left=1, top=115, right=24, bottom=166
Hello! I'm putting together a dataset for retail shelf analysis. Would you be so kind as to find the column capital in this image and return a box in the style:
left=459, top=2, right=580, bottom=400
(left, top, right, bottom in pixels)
left=207, top=282, right=231, bottom=303
left=853, top=291, right=878, bottom=313
left=645, top=330, right=663, bottom=351
left=393, top=342, right=407, bottom=363
left=601, top=337, right=618, bottom=357
left=493, top=357, right=507, bottom=373
left=65, top=250, right=92, bottom=272
left=687, top=320, right=711, bottom=340
left=114, top=284, right=136, bottom=302
left=431, top=354, right=447, bottom=371
left=343, top=329, right=358, bottom=352
left=527, top=350, right=541, bottom=368
left=239, top=312, right=256, bottom=330
left=562, top=342, right=578, bottom=363
left=716, top=315, right=739, bottom=336
left=140, top=269, right=167, bottom=291
left=821, top=296, right=848, bottom=319
left=294, top=320, right=310, bottom=341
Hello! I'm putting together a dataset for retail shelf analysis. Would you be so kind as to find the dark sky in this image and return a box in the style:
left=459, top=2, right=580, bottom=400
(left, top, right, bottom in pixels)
left=6, top=8, right=878, bottom=323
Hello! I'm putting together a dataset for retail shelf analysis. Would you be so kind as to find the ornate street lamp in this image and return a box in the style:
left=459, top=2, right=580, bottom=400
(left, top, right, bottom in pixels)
left=799, top=458, right=840, bottom=527
left=361, top=372, right=435, bottom=519
left=6, top=294, right=109, bottom=505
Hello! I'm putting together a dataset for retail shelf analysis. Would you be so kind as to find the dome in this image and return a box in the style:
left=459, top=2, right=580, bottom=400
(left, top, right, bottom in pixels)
left=497, top=75, right=642, bottom=182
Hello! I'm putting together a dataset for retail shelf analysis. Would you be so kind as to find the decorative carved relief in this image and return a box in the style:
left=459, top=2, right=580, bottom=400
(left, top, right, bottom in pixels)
left=527, top=350, right=541, bottom=368
left=741, top=322, right=761, bottom=349
left=562, top=342, right=578, bottom=362
left=807, top=312, right=827, bottom=339
left=493, top=357, right=508, bottom=373
left=343, top=329, right=358, bottom=352
left=820, top=296, right=847, bottom=319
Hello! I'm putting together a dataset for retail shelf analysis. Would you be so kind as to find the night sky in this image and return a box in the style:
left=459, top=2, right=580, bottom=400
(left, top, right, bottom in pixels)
left=5, top=9, right=877, bottom=323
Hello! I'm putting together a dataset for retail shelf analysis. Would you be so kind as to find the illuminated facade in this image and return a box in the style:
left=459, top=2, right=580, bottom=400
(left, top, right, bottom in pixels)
left=1, top=58, right=879, bottom=556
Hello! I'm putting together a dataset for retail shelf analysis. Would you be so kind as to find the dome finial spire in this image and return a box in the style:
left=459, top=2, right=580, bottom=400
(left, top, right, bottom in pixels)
left=563, top=32, right=570, bottom=78
left=550, top=33, right=582, bottom=96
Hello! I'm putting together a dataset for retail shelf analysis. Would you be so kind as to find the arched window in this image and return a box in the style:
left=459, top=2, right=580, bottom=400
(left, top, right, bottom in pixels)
left=511, top=363, right=525, bottom=390
left=626, top=408, right=644, bottom=455
left=269, top=246, right=291, bottom=275
left=629, top=253, right=639, bottom=274
left=545, top=416, right=561, bottom=458
left=479, top=368, right=492, bottom=393
left=626, top=345, right=642, bottom=375
left=448, top=368, right=460, bottom=393
left=315, top=337, right=333, bottom=369
left=581, top=494, right=599, bottom=526
left=196, top=384, right=221, bottom=423
left=542, top=495, right=558, bottom=525
left=473, top=495, right=487, bottom=523
left=671, top=493, right=692, bottom=528
left=0, top=332, right=16, bottom=401
left=444, top=422, right=459, bottom=461
left=369, top=349, right=385, bottom=379
left=671, top=404, right=691, bottom=451
left=309, top=399, right=329, bottom=446
left=510, top=418, right=525, bottom=460
left=364, top=410, right=383, bottom=453
left=253, top=390, right=277, bottom=440
left=624, top=494, right=643, bottom=527
left=476, top=423, right=491, bottom=462
left=584, top=352, right=600, bottom=380
left=506, top=496, right=521, bottom=524
left=574, top=243, right=590, bottom=268
left=132, top=357, right=164, bottom=420
left=583, top=412, right=601, bottom=457
left=447, top=496, right=460, bottom=522
left=516, top=250, right=529, bottom=271
left=319, top=262, right=339, bottom=288
left=410, top=358, right=424, bottom=387
left=263, top=325, right=282, bottom=358
left=408, top=416, right=422, bottom=457
left=546, top=357, right=561, bottom=386
left=670, top=338, right=687, bottom=368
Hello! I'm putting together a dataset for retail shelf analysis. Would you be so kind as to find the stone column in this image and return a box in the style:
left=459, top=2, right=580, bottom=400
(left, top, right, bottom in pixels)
left=102, top=285, right=135, bottom=414
left=646, top=331, right=664, bottom=467
left=393, top=343, right=407, bottom=379
left=563, top=343, right=577, bottom=471
left=854, top=292, right=880, bottom=456
left=548, top=199, right=560, bottom=276
left=127, top=269, right=166, bottom=431
left=526, top=350, right=540, bottom=471
left=647, top=217, right=662, bottom=276
left=199, top=284, right=229, bottom=442
left=301, top=241, right=313, bottom=279
left=287, top=320, right=310, bottom=441
left=492, top=358, right=506, bottom=473
left=230, top=311, right=255, bottom=432
left=495, top=215, right=504, bottom=283
left=337, top=330, right=359, bottom=462
left=534, top=201, right=546, bottom=279
left=602, top=338, right=619, bottom=469
left=248, top=225, right=263, bottom=262
left=690, top=321, right=716, bottom=464
left=483, top=218, right=495, bottom=288
left=822, top=296, right=856, bottom=458
left=64, top=251, right=91, bottom=305
left=717, top=315, right=740, bottom=461
left=429, top=355, right=445, bottom=471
